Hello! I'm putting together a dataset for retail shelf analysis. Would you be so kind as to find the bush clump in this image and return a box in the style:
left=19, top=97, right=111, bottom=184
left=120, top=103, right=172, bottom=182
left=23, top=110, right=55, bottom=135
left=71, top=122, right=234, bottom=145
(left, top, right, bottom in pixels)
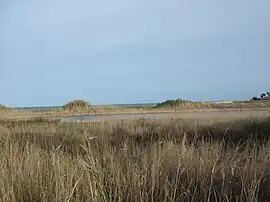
left=154, top=99, right=191, bottom=108
left=63, top=100, right=89, bottom=111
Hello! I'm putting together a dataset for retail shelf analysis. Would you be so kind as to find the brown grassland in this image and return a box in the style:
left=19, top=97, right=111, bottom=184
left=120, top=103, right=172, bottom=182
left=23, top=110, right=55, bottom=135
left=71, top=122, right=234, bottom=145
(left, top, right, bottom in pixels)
left=1, top=113, right=270, bottom=201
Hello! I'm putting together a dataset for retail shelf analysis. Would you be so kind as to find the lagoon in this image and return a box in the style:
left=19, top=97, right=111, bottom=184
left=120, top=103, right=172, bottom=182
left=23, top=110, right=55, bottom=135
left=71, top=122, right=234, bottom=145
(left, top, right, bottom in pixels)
left=59, top=110, right=270, bottom=122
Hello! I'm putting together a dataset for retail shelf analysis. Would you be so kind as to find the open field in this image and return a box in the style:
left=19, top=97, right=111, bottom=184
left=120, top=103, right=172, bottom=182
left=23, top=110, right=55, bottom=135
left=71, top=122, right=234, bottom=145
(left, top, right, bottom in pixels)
left=1, top=113, right=270, bottom=201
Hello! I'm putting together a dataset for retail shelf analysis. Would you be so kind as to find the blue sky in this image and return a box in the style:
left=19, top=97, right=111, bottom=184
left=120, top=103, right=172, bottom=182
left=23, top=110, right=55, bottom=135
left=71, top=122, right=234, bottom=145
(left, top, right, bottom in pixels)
left=1, top=0, right=269, bottom=107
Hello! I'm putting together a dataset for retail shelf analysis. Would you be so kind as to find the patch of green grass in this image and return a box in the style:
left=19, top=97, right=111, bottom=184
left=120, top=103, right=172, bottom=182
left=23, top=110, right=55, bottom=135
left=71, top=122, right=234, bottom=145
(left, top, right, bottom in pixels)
left=0, top=116, right=270, bottom=201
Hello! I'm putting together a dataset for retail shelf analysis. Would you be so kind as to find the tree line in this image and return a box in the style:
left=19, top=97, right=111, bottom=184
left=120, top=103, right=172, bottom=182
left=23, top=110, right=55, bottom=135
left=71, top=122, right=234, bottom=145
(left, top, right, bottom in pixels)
left=251, top=92, right=270, bottom=101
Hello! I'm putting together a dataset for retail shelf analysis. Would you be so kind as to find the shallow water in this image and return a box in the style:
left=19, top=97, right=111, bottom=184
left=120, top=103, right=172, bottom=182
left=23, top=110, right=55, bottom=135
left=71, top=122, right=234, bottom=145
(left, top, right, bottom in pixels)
left=60, top=113, right=163, bottom=121
left=59, top=110, right=270, bottom=122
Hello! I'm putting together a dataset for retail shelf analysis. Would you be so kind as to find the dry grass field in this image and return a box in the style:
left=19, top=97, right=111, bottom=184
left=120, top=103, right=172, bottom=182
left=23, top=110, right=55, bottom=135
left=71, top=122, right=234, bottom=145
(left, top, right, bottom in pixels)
left=1, top=113, right=270, bottom=201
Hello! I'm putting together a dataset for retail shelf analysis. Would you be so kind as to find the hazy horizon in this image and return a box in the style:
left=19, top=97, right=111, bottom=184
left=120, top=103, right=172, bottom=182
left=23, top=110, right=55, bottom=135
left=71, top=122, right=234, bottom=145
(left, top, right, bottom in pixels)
left=1, top=0, right=269, bottom=107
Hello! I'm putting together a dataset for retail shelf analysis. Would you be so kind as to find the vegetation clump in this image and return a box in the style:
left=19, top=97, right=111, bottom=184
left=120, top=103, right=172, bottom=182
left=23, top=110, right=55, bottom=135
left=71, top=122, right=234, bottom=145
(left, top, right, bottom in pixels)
left=154, top=98, right=191, bottom=108
left=63, top=100, right=89, bottom=111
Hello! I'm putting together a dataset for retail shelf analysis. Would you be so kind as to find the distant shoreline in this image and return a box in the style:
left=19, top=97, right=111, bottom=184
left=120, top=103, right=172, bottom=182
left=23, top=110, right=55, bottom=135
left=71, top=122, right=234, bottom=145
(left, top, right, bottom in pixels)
left=2, top=100, right=270, bottom=121
left=11, top=103, right=157, bottom=110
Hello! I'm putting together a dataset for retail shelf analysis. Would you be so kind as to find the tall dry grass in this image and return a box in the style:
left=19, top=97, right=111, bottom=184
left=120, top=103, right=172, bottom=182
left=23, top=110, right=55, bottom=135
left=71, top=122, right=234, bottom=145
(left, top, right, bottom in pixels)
left=0, top=117, right=270, bottom=201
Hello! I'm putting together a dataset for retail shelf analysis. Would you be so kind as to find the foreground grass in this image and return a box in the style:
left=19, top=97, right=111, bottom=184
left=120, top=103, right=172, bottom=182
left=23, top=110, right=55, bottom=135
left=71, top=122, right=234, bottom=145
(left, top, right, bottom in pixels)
left=0, top=117, right=270, bottom=201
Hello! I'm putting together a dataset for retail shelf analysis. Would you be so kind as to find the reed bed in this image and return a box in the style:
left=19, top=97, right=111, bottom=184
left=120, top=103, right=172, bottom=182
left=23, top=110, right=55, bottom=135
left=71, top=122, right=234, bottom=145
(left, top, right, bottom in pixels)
left=0, top=116, right=270, bottom=201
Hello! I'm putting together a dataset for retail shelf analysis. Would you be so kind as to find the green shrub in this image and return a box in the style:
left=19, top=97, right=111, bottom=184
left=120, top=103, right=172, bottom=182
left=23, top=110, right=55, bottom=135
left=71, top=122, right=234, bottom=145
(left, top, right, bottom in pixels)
left=63, top=100, right=89, bottom=111
left=154, top=99, right=191, bottom=108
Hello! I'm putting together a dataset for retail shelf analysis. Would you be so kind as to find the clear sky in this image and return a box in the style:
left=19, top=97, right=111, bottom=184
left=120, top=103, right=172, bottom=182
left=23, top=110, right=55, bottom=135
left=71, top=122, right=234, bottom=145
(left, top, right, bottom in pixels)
left=1, top=0, right=269, bottom=107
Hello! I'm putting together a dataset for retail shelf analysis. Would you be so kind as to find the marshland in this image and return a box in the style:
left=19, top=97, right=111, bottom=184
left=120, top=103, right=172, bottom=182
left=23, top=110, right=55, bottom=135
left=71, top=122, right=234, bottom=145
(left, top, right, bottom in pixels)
left=1, top=105, right=270, bottom=201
